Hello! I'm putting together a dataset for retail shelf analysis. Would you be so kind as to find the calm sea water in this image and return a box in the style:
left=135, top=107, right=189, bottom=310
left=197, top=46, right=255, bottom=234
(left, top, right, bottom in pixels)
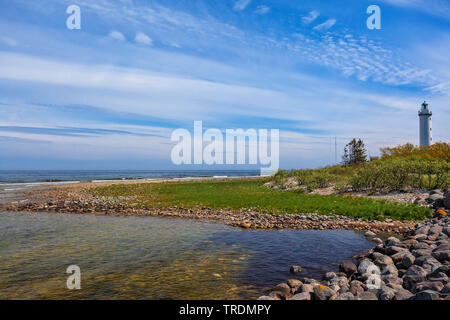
left=0, top=170, right=259, bottom=184
left=0, top=212, right=374, bottom=299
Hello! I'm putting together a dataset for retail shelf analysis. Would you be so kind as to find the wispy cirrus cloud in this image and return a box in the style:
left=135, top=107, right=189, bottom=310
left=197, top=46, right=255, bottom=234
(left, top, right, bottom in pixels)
left=301, top=10, right=320, bottom=25
left=134, top=32, right=153, bottom=46
left=313, top=19, right=336, bottom=31
left=254, top=5, right=270, bottom=15
left=108, top=30, right=125, bottom=41
left=233, top=0, right=252, bottom=11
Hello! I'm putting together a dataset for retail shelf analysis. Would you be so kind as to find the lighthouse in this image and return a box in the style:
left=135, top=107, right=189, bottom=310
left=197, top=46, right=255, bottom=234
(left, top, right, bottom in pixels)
left=418, top=101, right=432, bottom=146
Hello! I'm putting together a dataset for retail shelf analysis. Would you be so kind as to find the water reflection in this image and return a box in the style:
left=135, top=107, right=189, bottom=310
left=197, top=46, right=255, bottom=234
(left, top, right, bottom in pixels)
left=0, top=212, right=373, bottom=299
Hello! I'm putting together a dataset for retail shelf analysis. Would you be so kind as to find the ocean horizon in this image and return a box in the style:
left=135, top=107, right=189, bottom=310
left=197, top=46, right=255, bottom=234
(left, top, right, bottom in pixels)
left=0, top=169, right=260, bottom=184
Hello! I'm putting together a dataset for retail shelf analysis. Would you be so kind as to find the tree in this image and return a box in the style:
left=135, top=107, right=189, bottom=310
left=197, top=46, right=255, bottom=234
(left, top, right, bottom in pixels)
left=342, top=138, right=367, bottom=165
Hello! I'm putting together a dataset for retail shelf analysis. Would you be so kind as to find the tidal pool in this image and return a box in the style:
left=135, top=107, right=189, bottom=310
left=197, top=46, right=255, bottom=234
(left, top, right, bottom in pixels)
left=0, top=211, right=374, bottom=299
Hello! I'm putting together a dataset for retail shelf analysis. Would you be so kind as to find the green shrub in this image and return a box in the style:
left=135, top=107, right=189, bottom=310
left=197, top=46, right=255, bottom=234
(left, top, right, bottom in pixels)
left=350, top=157, right=449, bottom=192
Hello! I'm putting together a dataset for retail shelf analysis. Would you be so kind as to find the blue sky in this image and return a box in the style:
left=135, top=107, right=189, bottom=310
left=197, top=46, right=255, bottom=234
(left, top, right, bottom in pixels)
left=0, top=0, right=449, bottom=170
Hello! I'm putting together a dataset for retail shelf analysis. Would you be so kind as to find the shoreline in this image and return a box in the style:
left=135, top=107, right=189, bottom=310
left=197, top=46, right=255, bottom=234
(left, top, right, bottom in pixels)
left=1, top=178, right=416, bottom=234
left=259, top=212, right=449, bottom=300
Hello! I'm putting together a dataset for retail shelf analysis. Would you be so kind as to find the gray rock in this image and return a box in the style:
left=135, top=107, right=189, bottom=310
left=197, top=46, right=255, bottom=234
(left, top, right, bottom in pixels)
left=403, top=275, right=427, bottom=291
left=298, top=284, right=314, bottom=293
left=386, top=237, right=401, bottom=247
left=411, top=290, right=440, bottom=300
left=394, top=288, right=414, bottom=300
left=429, top=225, right=443, bottom=235
left=288, top=292, right=311, bottom=300
left=431, top=250, right=450, bottom=262
left=372, top=237, right=383, bottom=244
left=401, top=253, right=415, bottom=268
left=374, top=255, right=394, bottom=268
left=313, top=285, right=336, bottom=300
left=381, top=264, right=399, bottom=277
left=414, top=281, right=444, bottom=292
left=287, top=279, right=303, bottom=292
left=405, top=265, right=428, bottom=277
left=377, top=285, right=396, bottom=300
left=290, top=265, right=302, bottom=274
left=441, top=283, right=450, bottom=294
left=358, top=259, right=376, bottom=274
left=334, top=292, right=355, bottom=300
left=339, top=261, right=357, bottom=277
left=349, top=280, right=365, bottom=296
left=386, top=246, right=409, bottom=256
left=356, top=291, right=378, bottom=300
left=391, top=251, right=408, bottom=264
left=257, top=295, right=276, bottom=300
left=322, top=272, right=337, bottom=281
left=271, top=283, right=291, bottom=297
left=444, top=193, right=450, bottom=209
left=365, top=231, right=376, bottom=237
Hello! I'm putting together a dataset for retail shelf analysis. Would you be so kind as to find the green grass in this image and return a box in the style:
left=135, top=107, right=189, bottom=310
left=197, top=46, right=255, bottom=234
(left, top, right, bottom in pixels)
left=87, top=179, right=432, bottom=221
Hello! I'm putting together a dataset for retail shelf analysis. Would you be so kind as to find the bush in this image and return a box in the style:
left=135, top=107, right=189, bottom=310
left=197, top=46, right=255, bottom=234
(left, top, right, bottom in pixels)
left=350, top=157, right=449, bottom=192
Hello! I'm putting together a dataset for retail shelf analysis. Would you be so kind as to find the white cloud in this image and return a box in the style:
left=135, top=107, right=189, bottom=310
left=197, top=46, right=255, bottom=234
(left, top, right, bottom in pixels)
left=301, top=10, right=320, bottom=25
left=233, top=0, right=252, bottom=11
left=134, top=32, right=153, bottom=46
left=108, top=30, right=125, bottom=41
left=313, top=19, right=336, bottom=31
left=254, top=5, right=270, bottom=15
left=0, top=36, right=18, bottom=47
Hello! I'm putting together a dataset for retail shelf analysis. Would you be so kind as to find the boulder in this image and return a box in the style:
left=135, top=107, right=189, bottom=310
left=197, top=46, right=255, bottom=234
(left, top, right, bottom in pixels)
left=290, top=265, right=302, bottom=274
left=287, top=279, right=303, bottom=292
left=386, top=246, right=409, bottom=256
left=414, top=281, right=444, bottom=293
left=297, top=284, right=314, bottom=293
left=403, top=275, right=427, bottom=291
left=358, top=259, right=376, bottom=274
left=334, top=292, right=355, bottom=300
left=381, top=264, right=399, bottom=277
left=405, top=265, right=428, bottom=277
left=401, top=253, right=415, bottom=268
left=322, top=272, right=337, bottom=281
left=349, top=280, right=365, bottom=296
left=356, top=291, right=378, bottom=300
left=411, top=290, right=440, bottom=300
left=441, top=283, right=450, bottom=294
left=365, top=231, right=376, bottom=238
left=374, top=255, right=394, bottom=268
left=372, top=237, right=383, bottom=244
left=386, top=237, right=401, bottom=247
left=394, top=288, right=414, bottom=300
left=313, top=285, right=336, bottom=300
left=257, top=295, right=276, bottom=300
left=271, top=283, right=291, bottom=298
left=288, top=292, right=311, bottom=300
left=444, top=193, right=450, bottom=209
left=377, top=285, right=396, bottom=300
left=431, top=250, right=450, bottom=262
left=339, top=261, right=357, bottom=277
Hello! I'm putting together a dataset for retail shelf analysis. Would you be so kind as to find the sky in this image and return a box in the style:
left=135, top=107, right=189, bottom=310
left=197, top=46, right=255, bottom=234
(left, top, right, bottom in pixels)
left=0, top=0, right=449, bottom=170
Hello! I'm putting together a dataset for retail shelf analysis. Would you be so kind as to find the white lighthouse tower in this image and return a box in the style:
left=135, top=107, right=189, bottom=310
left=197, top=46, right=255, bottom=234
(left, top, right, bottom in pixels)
left=418, top=101, right=432, bottom=146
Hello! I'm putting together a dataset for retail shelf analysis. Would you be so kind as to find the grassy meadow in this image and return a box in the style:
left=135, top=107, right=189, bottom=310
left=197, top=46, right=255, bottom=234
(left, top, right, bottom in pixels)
left=88, top=178, right=432, bottom=221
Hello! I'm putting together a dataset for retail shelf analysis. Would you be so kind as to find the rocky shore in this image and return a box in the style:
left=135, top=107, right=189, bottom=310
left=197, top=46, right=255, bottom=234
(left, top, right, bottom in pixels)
left=1, top=184, right=415, bottom=233
left=259, top=211, right=450, bottom=300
